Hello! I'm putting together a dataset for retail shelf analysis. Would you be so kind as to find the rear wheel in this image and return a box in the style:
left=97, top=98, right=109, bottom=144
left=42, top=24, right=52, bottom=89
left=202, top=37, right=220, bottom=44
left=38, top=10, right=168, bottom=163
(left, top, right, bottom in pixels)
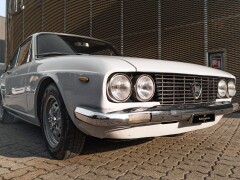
left=0, top=96, right=16, bottom=124
left=41, top=83, right=86, bottom=159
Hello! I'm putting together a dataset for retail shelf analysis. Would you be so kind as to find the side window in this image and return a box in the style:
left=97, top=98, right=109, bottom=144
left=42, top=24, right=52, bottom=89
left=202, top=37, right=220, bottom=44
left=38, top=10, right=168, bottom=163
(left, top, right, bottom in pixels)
left=9, top=49, right=19, bottom=68
left=16, top=40, right=31, bottom=67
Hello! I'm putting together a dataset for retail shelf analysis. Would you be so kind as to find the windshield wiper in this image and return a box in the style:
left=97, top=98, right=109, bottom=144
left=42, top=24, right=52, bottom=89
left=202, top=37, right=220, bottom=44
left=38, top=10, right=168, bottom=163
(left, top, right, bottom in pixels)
left=36, top=52, right=70, bottom=58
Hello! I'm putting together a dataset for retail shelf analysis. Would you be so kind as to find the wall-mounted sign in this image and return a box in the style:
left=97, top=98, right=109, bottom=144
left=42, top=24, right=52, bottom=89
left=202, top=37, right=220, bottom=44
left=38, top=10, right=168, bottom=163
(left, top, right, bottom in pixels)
left=208, top=52, right=224, bottom=70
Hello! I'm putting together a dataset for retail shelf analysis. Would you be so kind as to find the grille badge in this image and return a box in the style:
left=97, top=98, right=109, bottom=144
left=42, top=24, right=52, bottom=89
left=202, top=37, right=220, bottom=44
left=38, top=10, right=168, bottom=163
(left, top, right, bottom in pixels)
left=191, top=82, right=202, bottom=99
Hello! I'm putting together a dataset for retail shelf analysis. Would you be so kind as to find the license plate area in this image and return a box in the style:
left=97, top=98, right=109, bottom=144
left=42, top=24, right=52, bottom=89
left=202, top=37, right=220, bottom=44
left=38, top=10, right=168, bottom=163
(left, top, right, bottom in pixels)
left=191, top=113, right=215, bottom=124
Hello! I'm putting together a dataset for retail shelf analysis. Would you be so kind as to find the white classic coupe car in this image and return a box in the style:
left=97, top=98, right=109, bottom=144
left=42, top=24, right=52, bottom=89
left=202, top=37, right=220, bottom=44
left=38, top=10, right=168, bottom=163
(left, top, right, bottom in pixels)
left=0, top=32, right=238, bottom=159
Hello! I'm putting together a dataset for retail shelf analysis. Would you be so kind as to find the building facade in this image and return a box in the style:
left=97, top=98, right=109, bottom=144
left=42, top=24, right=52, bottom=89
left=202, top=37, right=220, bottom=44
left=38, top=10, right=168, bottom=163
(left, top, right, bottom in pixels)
left=5, top=0, right=240, bottom=102
left=0, top=16, right=5, bottom=63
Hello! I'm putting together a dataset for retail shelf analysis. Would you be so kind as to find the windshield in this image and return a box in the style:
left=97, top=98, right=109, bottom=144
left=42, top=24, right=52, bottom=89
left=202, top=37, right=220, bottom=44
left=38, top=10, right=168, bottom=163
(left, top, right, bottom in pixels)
left=36, top=34, right=120, bottom=57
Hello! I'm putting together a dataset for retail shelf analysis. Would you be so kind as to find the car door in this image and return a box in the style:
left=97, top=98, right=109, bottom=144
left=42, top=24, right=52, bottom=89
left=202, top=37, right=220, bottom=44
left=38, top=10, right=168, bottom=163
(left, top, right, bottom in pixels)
left=4, top=39, right=32, bottom=113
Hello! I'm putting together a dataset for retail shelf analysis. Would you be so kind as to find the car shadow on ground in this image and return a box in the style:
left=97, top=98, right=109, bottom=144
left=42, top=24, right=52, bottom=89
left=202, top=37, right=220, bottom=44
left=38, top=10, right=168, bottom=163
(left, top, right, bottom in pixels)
left=0, top=121, right=152, bottom=159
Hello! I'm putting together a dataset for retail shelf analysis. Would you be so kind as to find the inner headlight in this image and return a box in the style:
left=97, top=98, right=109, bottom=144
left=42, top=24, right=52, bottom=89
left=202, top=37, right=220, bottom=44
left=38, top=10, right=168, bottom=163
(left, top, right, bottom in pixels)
left=218, top=80, right=227, bottom=98
left=107, top=74, right=132, bottom=102
left=228, top=80, right=236, bottom=97
left=135, top=75, right=155, bottom=101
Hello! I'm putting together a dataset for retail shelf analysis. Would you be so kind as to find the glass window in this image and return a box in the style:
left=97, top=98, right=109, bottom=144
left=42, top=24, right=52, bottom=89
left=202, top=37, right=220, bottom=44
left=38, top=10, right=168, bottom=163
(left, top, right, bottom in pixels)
left=37, top=34, right=120, bottom=57
left=10, top=49, right=19, bottom=68
left=16, top=40, right=31, bottom=67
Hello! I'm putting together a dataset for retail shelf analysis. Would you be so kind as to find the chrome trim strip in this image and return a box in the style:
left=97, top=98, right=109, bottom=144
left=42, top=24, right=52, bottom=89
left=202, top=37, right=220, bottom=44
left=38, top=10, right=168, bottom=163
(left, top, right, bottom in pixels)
left=75, top=103, right=239, bottom=127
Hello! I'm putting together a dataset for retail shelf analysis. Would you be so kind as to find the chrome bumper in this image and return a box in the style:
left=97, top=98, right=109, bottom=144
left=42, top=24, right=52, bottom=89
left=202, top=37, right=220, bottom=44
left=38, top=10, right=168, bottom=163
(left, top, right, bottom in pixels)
left=74, top=103, right=239, bottom=127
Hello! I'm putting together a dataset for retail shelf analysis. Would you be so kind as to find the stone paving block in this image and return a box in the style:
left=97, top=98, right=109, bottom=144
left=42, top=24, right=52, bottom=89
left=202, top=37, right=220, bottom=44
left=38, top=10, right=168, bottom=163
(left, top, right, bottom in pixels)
left=163, top=168, right=189, bottom=180
left=179, top=162, right=211, bottom=174
left=53, top=164, right=78, bottom=176
left=31, top=161, right=61, bottom=172
left=16, top=169, right=47, bottom=180
left=2, top=166, right=35, bottom=179
left=77, top=172, right=113, bottom=180
left=117, top=172, right=142, bottom=180
left=131, top=167, right=165, bottom=179
left=231, top=167, right=240, bottom=178
left=91, top=167, right=125, bottom=178
left=67, top=165, right=92, bottom=178
left=39, top=172, right=71, bottom=180
left=1, top=160, right=27, bottom=171
left=115, top=161, right=139, bottom=173
left=185, top=171, right=208, bottom=179
left=0, top=168, right=11, bottom=175
left=211, top=163, right=233, bottom=177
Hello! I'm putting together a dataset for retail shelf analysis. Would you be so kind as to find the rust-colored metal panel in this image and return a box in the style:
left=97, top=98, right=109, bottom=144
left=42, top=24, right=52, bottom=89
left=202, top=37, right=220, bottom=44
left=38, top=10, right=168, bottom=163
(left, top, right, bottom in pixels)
left=66, top=0, right=89, bottom=36
left=123, top=1, right=158, bottom=58
left=92, top=0, right=121, bottom=52
left=92, top=1, right=120, bottom=38
left=161, top=1, right=204, bottom=65
left=12, top=12, right=23, bottom=55
left=162, top=1, right=204, bottom=28
left=43, top=0, right=64, bottom=32
left=124, top=31, right=158, bottom=59
left=23, top=0, right=42, bottom=38
left=162, top=23, right=204, bottom=65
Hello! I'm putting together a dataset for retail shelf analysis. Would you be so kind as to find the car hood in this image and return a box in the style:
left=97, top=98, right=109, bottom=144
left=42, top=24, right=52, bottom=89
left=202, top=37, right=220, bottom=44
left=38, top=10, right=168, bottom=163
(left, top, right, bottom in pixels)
left=111, top=56, right=235, bottom=79
left=37, top=55, right=234, bottom=79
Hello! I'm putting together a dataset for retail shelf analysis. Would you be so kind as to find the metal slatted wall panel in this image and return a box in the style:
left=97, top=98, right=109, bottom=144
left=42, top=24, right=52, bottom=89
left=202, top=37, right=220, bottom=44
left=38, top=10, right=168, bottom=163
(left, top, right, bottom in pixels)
left=6, top=0, right=13, bottom=61
left=23, top=0, right=42, bottom=38
left=123, top=1, right=158, bottom=59
left=161, top=1, right=204, bottom=65
left=43, top=0, right=64, bottom=32
left=6, top=17, right=13, bottom=61
left=12, top=11, right=23, bottom=56
left=92, top=1, right=121, bottom=52
left=66, top=0, right=89, bottom=36
left=208, top=1, right=240, bottom=102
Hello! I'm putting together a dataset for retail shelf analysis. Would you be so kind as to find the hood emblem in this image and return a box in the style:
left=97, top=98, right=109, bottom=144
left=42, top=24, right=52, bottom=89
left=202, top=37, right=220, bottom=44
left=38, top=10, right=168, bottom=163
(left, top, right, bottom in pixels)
left=191, top=82, right=202, bottom=99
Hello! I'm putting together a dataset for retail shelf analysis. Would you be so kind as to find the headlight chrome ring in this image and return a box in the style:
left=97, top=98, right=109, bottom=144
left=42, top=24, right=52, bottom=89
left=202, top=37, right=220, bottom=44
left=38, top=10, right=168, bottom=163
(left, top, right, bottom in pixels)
left=107, top=74, right=132, bottom=102
left=218, top=79, right=228, bottom=98
left=134, top=74, right=155, bottom=102
left=228, top=80, right=236, bottom=97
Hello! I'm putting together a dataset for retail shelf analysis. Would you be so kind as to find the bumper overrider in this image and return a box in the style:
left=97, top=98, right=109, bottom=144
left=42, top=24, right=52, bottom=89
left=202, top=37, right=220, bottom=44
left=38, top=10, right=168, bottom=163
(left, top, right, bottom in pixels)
left=75, top=103, right=239, bottom=127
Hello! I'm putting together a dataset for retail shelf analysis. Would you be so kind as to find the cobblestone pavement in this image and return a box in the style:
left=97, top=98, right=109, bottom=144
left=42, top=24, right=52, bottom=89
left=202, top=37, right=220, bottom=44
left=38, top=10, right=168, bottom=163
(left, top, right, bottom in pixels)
left=0, top=113, right=240, bottom=180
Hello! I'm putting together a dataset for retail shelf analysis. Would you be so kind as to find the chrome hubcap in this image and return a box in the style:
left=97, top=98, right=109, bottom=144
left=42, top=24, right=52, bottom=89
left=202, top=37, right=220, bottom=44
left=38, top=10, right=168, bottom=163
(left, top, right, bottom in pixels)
left=44, top=96, right=62, bottom=148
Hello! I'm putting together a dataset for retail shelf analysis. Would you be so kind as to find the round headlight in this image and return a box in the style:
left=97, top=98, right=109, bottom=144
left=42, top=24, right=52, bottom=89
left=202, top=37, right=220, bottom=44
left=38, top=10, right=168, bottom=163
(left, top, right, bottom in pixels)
left=135, top=75, right=155, bottom=101
left=228, top=80, right=236, bottom=97
left=218, top=80, right=227, bottom=98
left=107, top=74, right=132, bottom=102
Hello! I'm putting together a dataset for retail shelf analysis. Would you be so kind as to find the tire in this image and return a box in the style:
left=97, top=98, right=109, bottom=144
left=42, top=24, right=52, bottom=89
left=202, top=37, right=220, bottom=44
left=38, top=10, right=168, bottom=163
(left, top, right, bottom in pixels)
left=41, top=83, right=86, bottom=159
left=0, top=95, right=16, bottom=124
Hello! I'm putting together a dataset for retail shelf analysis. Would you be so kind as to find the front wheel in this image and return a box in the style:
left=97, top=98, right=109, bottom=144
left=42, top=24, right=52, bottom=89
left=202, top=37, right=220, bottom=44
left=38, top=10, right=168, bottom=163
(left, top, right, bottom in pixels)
left=41, top=83, right=86, bottom=159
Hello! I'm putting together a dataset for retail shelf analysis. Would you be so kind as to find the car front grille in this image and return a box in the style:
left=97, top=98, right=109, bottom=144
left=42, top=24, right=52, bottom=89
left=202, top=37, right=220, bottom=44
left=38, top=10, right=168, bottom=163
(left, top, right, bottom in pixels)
left=154, top=74, right=219, bottom=105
